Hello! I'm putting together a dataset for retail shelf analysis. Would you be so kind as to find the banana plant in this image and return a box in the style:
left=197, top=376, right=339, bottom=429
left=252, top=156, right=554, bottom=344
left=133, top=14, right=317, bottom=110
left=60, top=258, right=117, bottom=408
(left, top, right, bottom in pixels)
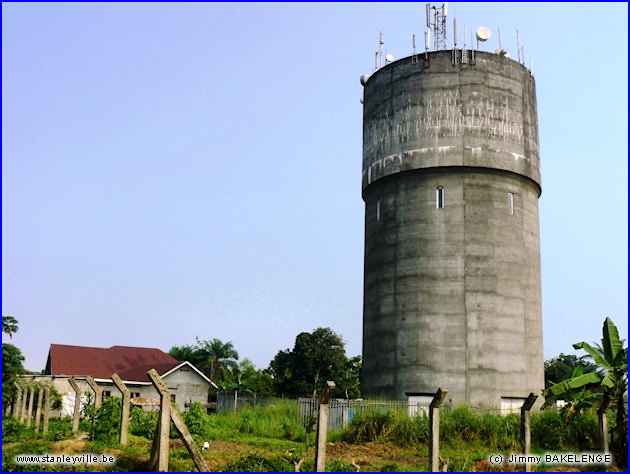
left=543, top=317, right=627, bottom=468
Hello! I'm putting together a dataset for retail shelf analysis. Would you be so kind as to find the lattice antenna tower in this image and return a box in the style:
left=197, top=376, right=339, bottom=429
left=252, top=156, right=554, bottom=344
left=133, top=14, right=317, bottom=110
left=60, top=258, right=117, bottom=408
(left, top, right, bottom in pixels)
left=426, top=2, right=448, bottom=51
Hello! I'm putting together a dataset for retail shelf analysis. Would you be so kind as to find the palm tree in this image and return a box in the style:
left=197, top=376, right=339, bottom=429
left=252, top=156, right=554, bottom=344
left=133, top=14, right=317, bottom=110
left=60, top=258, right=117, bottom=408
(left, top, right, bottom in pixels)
left=194, top=337, right=239, bottom=386
left=169, top=344, right=194, bottom=361
left=2, top=315, right=18, bottom=338
left=544, top=317, right=627, bottom=468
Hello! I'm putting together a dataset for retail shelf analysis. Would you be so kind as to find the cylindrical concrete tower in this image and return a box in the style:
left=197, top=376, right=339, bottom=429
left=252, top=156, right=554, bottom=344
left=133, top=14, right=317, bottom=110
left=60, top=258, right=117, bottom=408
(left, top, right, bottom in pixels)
left=361, top=50, right=543, bottom=408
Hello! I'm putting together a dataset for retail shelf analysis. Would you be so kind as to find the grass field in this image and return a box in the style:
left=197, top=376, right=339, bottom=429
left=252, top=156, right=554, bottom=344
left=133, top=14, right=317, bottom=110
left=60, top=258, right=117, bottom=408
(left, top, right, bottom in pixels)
left=1, top=399, right=622, bottom=472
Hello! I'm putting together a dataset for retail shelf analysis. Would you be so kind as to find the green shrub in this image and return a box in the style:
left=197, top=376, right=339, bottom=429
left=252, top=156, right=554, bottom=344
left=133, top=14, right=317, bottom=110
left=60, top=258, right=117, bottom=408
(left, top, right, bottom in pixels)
left=391, top=413, right=429, bottom=446
left=379, top=461, right=401, bottom=471
left=183, top=401, right=214, bottom=437
left=478, top=412, right=519, bottom=451
left=2, top=417, right=30, bottom=442
left=224, top=452, right=292, bottom=472
left=212, top=400, right=305, bottom=442
left=44, top=418, right=73, bottom=442
left=129, top=407, right=157, bottom=439
left=531, top=409, right=598, bottom=451
left=440, top=406, right=481, bottom=442
left=342, top=411, right=396, bottom=443
left=93, top=396, right=122, bottom=443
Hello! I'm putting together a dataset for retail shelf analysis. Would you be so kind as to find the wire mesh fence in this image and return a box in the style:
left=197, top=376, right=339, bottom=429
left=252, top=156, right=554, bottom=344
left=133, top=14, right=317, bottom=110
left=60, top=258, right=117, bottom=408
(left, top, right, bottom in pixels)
left=216, top=392, right=274, bottom=414
left=298, top=398, right=435, bottom=431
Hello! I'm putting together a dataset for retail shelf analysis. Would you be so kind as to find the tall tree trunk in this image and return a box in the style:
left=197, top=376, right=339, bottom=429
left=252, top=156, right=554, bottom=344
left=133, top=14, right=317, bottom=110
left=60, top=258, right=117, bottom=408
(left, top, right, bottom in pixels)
left=312, top=372, right=319, bottom=398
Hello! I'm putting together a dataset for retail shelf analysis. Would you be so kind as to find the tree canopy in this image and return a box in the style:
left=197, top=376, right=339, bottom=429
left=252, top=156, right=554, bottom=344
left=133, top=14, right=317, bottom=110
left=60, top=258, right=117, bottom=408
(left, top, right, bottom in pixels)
left=2, top=315, right=18, bottom=339
left=544, top=352, right=596, bottom=389
left=269, top=327, right=360, bottom=399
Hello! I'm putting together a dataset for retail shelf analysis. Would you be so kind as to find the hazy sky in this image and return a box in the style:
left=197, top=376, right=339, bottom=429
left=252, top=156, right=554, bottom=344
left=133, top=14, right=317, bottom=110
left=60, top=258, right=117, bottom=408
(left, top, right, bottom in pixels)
left=2, top=2, right=627, bottom=373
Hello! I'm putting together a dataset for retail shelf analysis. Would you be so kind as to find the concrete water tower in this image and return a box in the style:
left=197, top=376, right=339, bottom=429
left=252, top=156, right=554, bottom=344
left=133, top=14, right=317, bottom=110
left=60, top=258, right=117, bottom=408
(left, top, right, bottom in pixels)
left=360, top=16, right=544, bottom=409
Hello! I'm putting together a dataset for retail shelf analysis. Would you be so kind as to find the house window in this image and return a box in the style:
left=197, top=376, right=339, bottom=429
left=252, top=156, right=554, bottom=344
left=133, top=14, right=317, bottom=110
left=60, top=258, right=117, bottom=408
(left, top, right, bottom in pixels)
left=508, top=192, right=514, bottom=214
left=130, top=392, right=140, bottom=398
left=102, top=391, right=111, bottom=402
left=436, top=187, right=444, bottom=209
left=376, top=199, right=381, bottom=220
left=171, top=394, right=176, bottom=403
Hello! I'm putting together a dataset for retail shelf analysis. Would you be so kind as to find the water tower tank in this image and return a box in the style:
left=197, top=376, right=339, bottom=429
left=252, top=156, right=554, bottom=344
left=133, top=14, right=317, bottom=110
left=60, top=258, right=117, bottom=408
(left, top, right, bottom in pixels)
left=361, top=50, right=543, bottom=408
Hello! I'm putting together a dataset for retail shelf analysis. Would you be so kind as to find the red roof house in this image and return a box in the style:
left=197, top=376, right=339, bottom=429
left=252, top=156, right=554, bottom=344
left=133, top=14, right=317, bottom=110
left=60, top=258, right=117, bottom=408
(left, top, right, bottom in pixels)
left=44, top=344, right=182, bottom=382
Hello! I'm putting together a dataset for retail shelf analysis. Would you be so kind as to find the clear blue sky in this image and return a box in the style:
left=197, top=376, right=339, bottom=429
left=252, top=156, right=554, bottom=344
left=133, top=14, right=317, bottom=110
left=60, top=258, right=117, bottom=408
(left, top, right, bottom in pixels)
left=2, top=2, right=627, bottom=373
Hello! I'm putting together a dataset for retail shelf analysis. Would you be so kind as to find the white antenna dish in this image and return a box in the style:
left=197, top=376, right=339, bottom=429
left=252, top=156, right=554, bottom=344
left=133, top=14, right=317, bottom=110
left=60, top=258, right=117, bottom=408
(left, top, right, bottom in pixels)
left=476, top=27, right=491, bottom=41
left=360, top=74, right=371, bottom=86
left=385, top=54, right=394, bottom=63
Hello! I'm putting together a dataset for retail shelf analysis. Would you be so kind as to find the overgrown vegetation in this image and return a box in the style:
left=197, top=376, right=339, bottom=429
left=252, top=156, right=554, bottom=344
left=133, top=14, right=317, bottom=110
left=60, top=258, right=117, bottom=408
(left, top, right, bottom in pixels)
left=1, top=399, right=617, bottom=472
left=341, top=406, right=599, bottom=454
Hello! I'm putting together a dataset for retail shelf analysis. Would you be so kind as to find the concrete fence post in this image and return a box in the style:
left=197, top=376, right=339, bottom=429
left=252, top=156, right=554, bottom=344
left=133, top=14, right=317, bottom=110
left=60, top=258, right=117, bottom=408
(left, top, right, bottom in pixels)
left=111, top=373, right=131, bottom=445
left=20, top=381, right=28, bottom=423
left=145, top=370, right=209, bottom=471
left=68, top=377, right=82, bottom=433
left=85, top=376, right=102, bottom=410
left=39, top=381, right=51, bottom=435
left=148, top=368, right=172, bottom=472
left=428, top=388, right=448, bottom=472
left=34, top=383, right=44, bottom=436
left=26, top=383, right=36, bottom=427
left=520, top=392, right=538, bottom=472
left=315, top=381, right=336, bottom=472
left=170, top=408, right=210, bottom=471
left=13, top=382, right=23, bottom=420
left=598, top=395, right=613, bottom=453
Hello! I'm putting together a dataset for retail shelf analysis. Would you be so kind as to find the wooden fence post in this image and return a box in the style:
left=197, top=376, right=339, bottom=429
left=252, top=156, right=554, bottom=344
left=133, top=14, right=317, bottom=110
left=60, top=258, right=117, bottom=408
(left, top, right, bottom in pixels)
left=148, top=369, right=172, bottom=472
left=34, top=382, right=44, bottom=436
left=111, top=373, right=131, bottom=445
left=598, top=394, right=613, bottom=453
left=39, top=381, right=51, bottom=435
left=26, top=383, right=35, bottom=427
left=315, top=381, right=336, bottom=472
left=13, top=381, right=23, bottom=420
left=68, top=377, right=82, bottom=432
left=85, top=376, right=102, bottom=410
left=520, top=393, right=538, bottom=472
left=428, top=387, right=448, bottom=472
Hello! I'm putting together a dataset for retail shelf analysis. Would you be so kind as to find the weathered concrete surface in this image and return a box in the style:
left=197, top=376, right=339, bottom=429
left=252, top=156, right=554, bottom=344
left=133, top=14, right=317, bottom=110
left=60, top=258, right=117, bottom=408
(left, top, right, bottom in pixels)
left=111, top=373, right=131, bottom=445
left=361, top=50, right=544, bottom=408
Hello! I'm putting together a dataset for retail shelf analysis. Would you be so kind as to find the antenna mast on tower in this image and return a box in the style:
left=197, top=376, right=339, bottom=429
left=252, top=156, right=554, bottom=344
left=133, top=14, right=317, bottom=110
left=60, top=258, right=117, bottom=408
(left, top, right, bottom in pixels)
left=426, top=2, right=448, bottom=51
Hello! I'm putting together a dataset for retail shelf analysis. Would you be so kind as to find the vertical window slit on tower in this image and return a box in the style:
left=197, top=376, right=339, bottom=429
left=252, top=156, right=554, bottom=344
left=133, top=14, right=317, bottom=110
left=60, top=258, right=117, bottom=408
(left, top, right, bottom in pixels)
left=508, top=192, right=514, bottom=214
left=376, top=199, right=381, bottom=220
left=436, top=187, right=444, bottom=209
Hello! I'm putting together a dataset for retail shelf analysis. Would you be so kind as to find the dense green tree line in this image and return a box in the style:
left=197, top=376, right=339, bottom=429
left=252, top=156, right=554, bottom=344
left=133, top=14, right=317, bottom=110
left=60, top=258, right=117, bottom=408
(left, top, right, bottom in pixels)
left=169, top=327, right=361, bottom=399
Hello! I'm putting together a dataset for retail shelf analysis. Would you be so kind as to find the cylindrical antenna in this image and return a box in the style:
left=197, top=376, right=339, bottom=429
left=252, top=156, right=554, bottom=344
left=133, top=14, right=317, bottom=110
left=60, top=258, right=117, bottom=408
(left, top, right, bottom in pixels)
left=521, top=46, right=525, bottom=65
left=426, top=4, right=431, bottom=28
left=378, top=30, right=384, bottom=68
left=530, top=58, right=533, bottom=73
left=443, top=2, right=448, bottom=17
left=463, top=25, right=466, bottom=48
left=374, top=51, right=378, bottom=71
left=413, top=33, right=416, bottom=52
left=453, top=18, right=457, bottom=46
left=497, top=27, right=502, bottom=50
left=426, top=28, right=431, bottom=51
left=516, top=28, right=521, bottom=63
